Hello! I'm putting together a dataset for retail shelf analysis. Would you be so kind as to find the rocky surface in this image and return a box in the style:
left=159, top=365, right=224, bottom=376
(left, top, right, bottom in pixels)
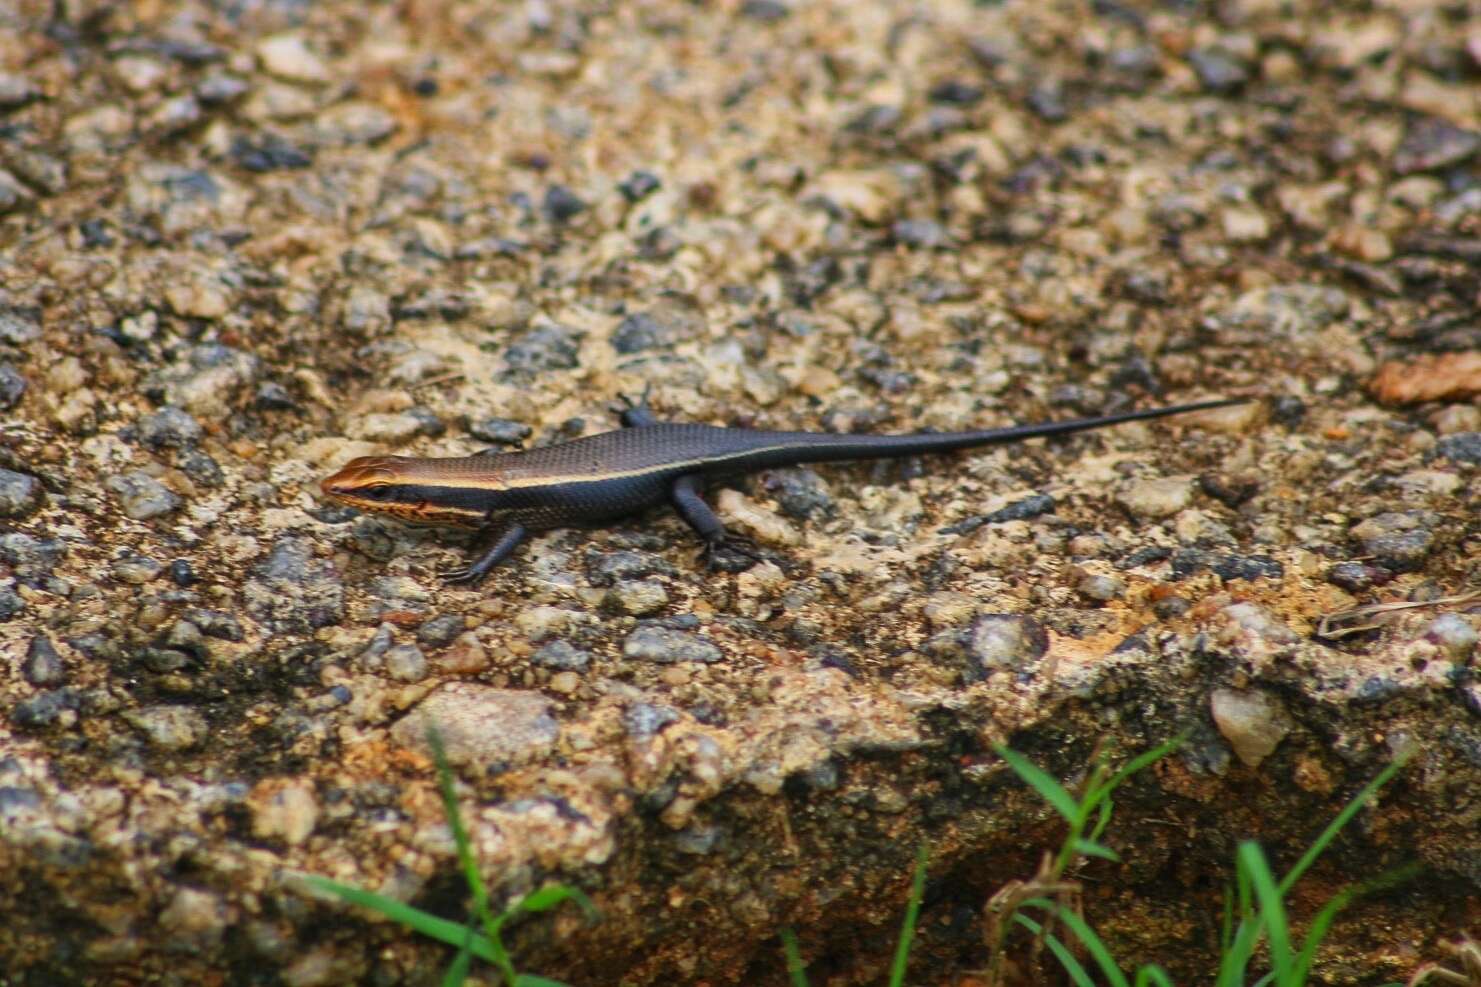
left=0, top=0, right=1479, bottom=984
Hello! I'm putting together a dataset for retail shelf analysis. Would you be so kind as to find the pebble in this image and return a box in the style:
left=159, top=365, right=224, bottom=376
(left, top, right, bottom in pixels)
left=256, top=35, right=331, bottom=83
left=231, top=133, right=313, bottom=172
left=624, top=703, right=679, bottom=739
left=124, top=705, right=208, bottom=751
left=605, top=579, right=669, bottom=617
left=531, top=640, right=592, bottom=672
left=965, top=614, right=1049, bottom=678
left=1393, top=117, right=1481, bottom=175
left=0, top=73, right=38, bottom=109
left=1349, top=511, right=1437, bottom=572
left=105, top=472, right=182, bottom=520
left=1220, top=207, right=1269, bottom=242
left=111, top=553, right=163, bottom=584
left=248, top=780, right=320, bottom=846
left=0, top=364, right=26, bottom=409
left=416, top=614, right=464, bottom=648
left=1209, top=689, right=1291, bottom=769
left=1325, top=561, right=1389, bottom=594
left=390, top=683, right=559, bottom=768
left=158, top=888, right=228, bottom=948
left=0, top=469, right=42, bottom=518
left=618, top=170, right=661, bottom=202
left=0, top=305, right=41, bottom=344
left=315, top=102, right=396, bottom=145
left=146, top=345, right=261, bottom=417
left=504, top=324, right=581, bottom=374
left=1117, top=477, right=1191, bottom=519
left=543, top=185, right=587, bottom=223
left=11, top=689, right=75, bottom=730
left=23, top=635, right=67, bottom=686
left=197, top=73, right=248, bottom=105
left=623, top=625, right=723, bottom=664
left=0, top=532, right=66, bottom=583
left=1077, top=573, right=1124, bottom=603
left=137, top=406, right=204, bottom=448
left=467, top=417, right=532, bottom=445
left=1171, top=550, right=1284, bottom=583
left=1434, top=432, right=1481, bottom=465
left=761, top=469, right=834, bottom=521
left=383, top=643, right=428, bottom=682
left=1425, top=614, right=1478, bottom=661
left=244, top=537, right=344, bottom=633
left=587, top=550, right=674, bottom=586
left=891, top=219, right=950, bottom=249
left=1188, top=48, right=1248, bottom=93
left=1221, top=601, right=1300, bottom=645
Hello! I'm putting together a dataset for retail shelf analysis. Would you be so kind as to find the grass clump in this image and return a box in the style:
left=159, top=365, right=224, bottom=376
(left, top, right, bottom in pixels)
left=302, top=727, right=594, bottom=987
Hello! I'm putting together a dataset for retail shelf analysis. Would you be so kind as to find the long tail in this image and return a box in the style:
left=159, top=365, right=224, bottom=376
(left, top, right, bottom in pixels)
left=753, top=397, right=1249, bottom=466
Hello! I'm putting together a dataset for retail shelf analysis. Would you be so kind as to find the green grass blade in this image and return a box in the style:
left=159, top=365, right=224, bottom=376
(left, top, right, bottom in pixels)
left=1278, top=751, right=1410, bottom=896
left=1133, top=965, right=1175, bottom=987
left=303, top=875, right=501, bottom=965
left=1238, top=843, right=1293, bottom=984
left=426, top=728, right=508, bottom=959
left=995, top=746, right=1080, bottom=822
left=887, top=844, right=929, bottom=987
left=1088, top=797, right=1114, bottom=844
left=1219, top=883, right=1234, bottom=953
left=1105, top=737, right=1183, bottom=792
left=513, top=975, right=574, bottom=987
left=442, top=926, right=475, bottom=987
left=1021, top=897, right=1130, bottom=987
left=516, top=884, right=598, bottom=921
left=1072, top=838, right=1121, bottom=863
left=780, top=928, right=810, bottom=987
left=1014, top=914, right=1098, bottom=987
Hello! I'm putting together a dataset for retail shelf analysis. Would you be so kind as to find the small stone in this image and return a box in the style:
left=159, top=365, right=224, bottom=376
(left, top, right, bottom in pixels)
left=197, top=73, right=249, bottom=104
left=23, top=635, right=67, bottom=686
left=158, top=888, right=227, bottom=948
left=137, top=406, right=203, bottom=448
left=1221, top=601, right=1300, bottom=645
left=0, top=73, right=38, bottom=109
left=249, top=780, right=320, bottom=846
left=316, top=102, right=396, bottom=145
left=618, top=170, right=661, bottom=202
left=1188, top=48, right=1248, bottom=93
left=390, top=683, right=559, bottom=767
left=0, top=364, right=26, bottom=409
left=1221, top=207, right=1269, bottom=242
left=1435, top=432, right=1481, bottom=465
left=244, top=537, right=344, bottom=633
left=467, top=417, right=532, bottom=445
left=1, top=533, right=66, bottom=582
left=440, top=632, right=487, bottom=674
left=106, top=472, right=182, bottom=520
left=891, top=219, right=950, bottom=249
left=256, top=382, right=296, bottom=410
left=1077, top=573, right=1124, bottom=603
left=0, top=306, right=41, bottom=344
left=1394, top=117, right=1481, bottom=175
left=929, top=80, right=985, bottom=105
left=605, top=579, right=669, bottom=617
left=343, top=286, right=390, bottom=334
left=587, top=551, right=671, bottom=586
left=231, top=133, right=313, bottom=172
left=384, top=643, right=428, bottom=682
left=0, top=469, right=42, bottom=518
left=112, top=552, right=164, bottom=584
left=0, top=169, right=31, bottom=213
left=531, top=640, right=591, bottom=672
left=1209, top=689, right=1291, bottom=769
left=11, top=690, right=75, bottom=730
left=543, top=185, right=587, bottom=223
left=124, top=705, right=208, bottom=750
left=1350, top=511, right=1437, bottom=572
left=1118, top=477, right=1191, bottom=519
left=623, top=626, right=723, bottom=664
left=740, top=0, right=789, bottom=21
left=623, top=702, right=679, bottom=738
left=964, top=614, right=1049, bottom=678
left=417, top=614, right=464, bottom=648
left=256, top=35, right=330, bottom=83
left=762, top=469, right=835, bottom=521
left=1325, top=561, right=1389, bottom=594
left=1153, top=595, right=1190, bottom=620
left=1425, top=614, right=1478, bottom=661
left=505, top=324, right=581, bottom=374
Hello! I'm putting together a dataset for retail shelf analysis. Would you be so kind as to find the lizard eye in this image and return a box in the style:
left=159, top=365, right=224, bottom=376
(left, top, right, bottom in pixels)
left=362, top=483, right=394, bottom=500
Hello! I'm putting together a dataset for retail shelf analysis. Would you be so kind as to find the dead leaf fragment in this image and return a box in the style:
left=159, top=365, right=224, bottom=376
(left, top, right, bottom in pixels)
left=1370, top=351, right=1481, bottom=404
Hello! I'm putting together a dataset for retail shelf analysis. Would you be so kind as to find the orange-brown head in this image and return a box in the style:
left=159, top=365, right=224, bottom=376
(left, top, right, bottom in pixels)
left=319, top=455, right=489, bottom=529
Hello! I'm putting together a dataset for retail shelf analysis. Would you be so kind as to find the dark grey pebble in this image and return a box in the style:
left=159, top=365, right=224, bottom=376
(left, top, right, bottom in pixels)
left=763, top=468, right=834, bottom=521
left=929, top=80, right=984, bottom=105
left=231, top=133, right=312, bottom=172
left=11, top=689, right=75, bottom=730
left=1188, top=48, right=1247, bottom=93
left=0, top=582, right=22, bottom=620
left=467, top=417, right=531, bottom=445
left=611, top=312, right=667, bottom=354
left=0, top=469, right=42, bottom=518
left=106, top=472, right=182, bottom=520
left=1153, top=595, right=1191, bottom=620
left=1351, top=512, right=1437, bottom=572
left=417, top=614, right=464, bottom=648
left=1026, top=82, right=1067, bottom=122
left=0, top=533, right=66, bottom=582
left=405, top=406, right=445, bottom=438
left=1171, top=550, right=1283, bottom=582
left=245, top=537, right=344, bottom=633
left=739, top=0, right=789, bottom=21
left=23, top=635, right=66, bottom=686
left=1270, top=396, right=1306, bottom=427
left=542, top=185, right=587, bottom=223
left=623, top=626, right=722, bottom=664
left=0, top=364, right=26, bottom=409
left=255, top=381, right=296, bottom=410
left=181, top=608, right=244, bottom=642
left=169, top=559, right=196, bottom=586
left=531, top=640, right=591, bottom=672
left=177, top=449, right=225, bottom=488
left=623, top=702, right=679, bottom=738
left=384, top=643, right=427, bottom=682
left=1325, top=562, right=1390, bottom=594
left=197, top=73, right=248, bottom=104
left=1435, top=432, right=1481, bottom=465
left=137, top=406, right=203, bottom=448
left=587, top=550, right=674, bottom=586
left=505, top=324, right=581, bottom=373
left=945, top=493, right=1056, bottom=535
left=618, top=170, right=661, bottom=202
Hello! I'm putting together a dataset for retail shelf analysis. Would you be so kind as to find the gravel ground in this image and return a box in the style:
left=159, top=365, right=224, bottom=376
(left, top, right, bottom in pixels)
left=1, top=0, right=1479, bottom=984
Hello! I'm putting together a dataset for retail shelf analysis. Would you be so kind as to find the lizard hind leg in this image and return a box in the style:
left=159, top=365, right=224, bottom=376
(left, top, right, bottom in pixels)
left=441, top=523, right=527, bottom=585
left=670, top=474, right=761, bottom=572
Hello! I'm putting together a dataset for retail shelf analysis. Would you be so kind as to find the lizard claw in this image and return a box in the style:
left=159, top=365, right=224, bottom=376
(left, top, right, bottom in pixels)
left=700, top=535, right=764, bottom=573
left=438, top=563, right=480, bottom=585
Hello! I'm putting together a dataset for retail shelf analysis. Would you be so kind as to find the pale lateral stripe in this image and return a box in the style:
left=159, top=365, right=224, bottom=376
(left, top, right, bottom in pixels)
left=409, top=445, right=803, bottom=491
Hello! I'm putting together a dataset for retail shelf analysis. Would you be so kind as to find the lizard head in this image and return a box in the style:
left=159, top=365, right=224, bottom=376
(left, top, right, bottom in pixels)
left=319, top=456, right=488, bottom=529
